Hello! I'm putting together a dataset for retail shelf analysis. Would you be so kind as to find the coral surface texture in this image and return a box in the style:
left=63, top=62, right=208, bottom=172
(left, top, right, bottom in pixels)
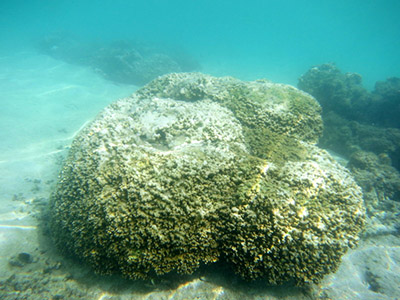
left=50, top=73, right=365, bottom=285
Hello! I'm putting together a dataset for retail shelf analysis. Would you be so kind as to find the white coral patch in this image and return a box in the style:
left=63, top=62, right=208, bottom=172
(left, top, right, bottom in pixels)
left=297, top=207, right=308, bottom=218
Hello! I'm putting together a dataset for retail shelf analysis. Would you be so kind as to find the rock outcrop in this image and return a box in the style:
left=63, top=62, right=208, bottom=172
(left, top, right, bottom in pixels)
left=50, top=73, right=365, bottom=285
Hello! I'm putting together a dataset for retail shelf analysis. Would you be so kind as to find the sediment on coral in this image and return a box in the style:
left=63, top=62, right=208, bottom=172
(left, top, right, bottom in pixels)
left=49, top=72, right=365, bottom=285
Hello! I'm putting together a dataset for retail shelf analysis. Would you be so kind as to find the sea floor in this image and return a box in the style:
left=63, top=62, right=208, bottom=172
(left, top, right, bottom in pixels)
left=0, top=50, right=399, bottom=300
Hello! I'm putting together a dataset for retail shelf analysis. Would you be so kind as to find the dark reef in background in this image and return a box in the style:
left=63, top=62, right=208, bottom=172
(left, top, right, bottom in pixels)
left=373, top=77, right=400, bottom=128
left=298, top=63, right=400, bottom=220
left=298, top=64, right=370, bottom=121
left=298, top=63, right=400, bottom=172
left=36, top=33, right=200, bottom=86
left=298, top=63, right=400, bottom=129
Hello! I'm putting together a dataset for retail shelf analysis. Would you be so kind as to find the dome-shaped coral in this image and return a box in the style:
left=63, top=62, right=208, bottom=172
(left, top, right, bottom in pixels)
left=50, top=73, right=364, bottom=285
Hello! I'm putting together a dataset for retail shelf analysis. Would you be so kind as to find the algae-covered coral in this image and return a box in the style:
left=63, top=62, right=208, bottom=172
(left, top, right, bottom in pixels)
left=49, top=73, right=365, bottom=285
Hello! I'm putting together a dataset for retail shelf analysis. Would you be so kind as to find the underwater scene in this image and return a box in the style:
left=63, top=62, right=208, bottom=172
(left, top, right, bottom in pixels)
left=1, top=1, right=399, bottom=299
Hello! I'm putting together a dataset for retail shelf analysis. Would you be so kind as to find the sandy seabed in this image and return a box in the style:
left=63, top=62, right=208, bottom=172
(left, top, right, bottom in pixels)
left=0, top=51, right=399, bottom=300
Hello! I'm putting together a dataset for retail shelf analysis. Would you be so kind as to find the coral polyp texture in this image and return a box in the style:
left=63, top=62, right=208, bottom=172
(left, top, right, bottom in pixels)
left=49, top=73, right=365, bottom=285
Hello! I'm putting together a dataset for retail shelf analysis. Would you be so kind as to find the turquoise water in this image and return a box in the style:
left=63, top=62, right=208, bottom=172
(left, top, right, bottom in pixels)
left=1, top=1, right=400, bottom=299
left=1, top=0, right=400, bottom=88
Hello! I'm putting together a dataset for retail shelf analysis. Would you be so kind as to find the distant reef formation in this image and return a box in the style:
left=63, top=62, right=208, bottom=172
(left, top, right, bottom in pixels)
left=36, top=33, right=199, bottom=85
left=298, top=63, right=400, bottom=231
left=49, top=73, right=365, bottom=285
left=298, top=63, right=400, bottom=129
left=298, top=63, right=400, bottom=172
